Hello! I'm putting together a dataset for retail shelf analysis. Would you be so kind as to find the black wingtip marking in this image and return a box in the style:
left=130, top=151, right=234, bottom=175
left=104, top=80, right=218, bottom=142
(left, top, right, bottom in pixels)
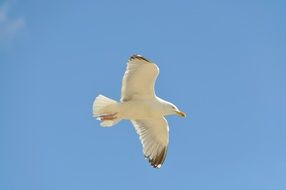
left=145, top=147, right=168, bottom=169
left=129, top=54, right=151, bottom=63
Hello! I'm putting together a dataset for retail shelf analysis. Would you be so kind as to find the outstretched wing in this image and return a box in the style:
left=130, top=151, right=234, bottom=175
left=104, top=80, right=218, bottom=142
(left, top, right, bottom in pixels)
left=131, top=117, right=169, bottom=168
left=121, top=55, right=159, bottom=102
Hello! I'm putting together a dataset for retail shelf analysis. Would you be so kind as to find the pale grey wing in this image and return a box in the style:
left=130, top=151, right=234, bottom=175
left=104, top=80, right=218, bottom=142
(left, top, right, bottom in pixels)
left=121, top=55, right=159, bottom=102
left=131, top=117, right=169, bottom=168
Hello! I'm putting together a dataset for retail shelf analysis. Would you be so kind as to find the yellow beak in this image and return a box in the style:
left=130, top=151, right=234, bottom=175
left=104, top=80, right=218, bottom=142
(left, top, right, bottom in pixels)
left=176, top=110, right=186, bottom=117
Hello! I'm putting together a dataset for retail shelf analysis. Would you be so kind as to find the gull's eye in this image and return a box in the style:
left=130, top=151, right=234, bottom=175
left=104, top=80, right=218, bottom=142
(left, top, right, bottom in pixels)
left=171, top=106, right=175, bottom=109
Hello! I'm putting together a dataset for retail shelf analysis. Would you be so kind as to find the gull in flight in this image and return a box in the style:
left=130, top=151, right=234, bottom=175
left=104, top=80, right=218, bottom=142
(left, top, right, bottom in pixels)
left=93, top=55, right=186, bottom=168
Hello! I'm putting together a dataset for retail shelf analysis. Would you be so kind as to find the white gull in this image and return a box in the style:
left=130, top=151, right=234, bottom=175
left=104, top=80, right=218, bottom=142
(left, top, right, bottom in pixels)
left=93, top=55, right=186, bottom=168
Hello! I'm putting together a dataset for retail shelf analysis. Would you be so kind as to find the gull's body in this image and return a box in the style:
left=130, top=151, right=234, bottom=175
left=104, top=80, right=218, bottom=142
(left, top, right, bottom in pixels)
left=108, top=98, right=172, bottom=120
left=93, top=55, right=185, bottom=168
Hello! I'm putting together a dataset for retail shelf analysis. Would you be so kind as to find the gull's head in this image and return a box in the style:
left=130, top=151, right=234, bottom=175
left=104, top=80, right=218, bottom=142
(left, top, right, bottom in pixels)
left=163, top=102, right=186, bottom=117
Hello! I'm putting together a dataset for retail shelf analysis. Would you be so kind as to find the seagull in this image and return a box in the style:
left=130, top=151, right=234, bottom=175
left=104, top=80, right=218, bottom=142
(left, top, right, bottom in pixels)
left=93, top=55, right=186, bottom=168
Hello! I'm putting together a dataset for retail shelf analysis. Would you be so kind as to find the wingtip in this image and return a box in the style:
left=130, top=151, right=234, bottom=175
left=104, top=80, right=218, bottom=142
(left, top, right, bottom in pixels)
left=129, top=54, right=151, bottom=63
left=145, top=147, right=168, bottom=169
left=145, top=156, right=161, bottom=169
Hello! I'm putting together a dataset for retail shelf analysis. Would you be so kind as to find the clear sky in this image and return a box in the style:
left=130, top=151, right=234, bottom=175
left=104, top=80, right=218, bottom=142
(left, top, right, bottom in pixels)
left=1, top=0, right=286, bottom=189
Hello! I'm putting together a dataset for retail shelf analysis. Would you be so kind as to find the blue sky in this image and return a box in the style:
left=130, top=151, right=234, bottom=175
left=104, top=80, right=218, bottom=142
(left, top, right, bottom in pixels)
left=1, top=0, right=286, bottom=189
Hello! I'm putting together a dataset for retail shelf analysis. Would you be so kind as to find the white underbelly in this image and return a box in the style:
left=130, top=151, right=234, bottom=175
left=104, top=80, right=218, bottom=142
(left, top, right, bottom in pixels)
left=118, top=100, right=162, bottom=120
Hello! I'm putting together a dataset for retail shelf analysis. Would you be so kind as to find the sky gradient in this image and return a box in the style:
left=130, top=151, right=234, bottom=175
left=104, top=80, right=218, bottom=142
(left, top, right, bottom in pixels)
left=1, top=0, right=286, bottom=190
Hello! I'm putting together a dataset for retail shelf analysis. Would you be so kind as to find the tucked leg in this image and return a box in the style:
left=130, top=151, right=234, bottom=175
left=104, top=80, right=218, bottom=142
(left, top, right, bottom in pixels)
left=98, top=113, right=118, bottom=121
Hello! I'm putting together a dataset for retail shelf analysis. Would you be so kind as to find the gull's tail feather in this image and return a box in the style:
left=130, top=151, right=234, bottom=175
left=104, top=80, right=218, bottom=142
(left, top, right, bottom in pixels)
left=93, top=95, right=121, bottom=127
